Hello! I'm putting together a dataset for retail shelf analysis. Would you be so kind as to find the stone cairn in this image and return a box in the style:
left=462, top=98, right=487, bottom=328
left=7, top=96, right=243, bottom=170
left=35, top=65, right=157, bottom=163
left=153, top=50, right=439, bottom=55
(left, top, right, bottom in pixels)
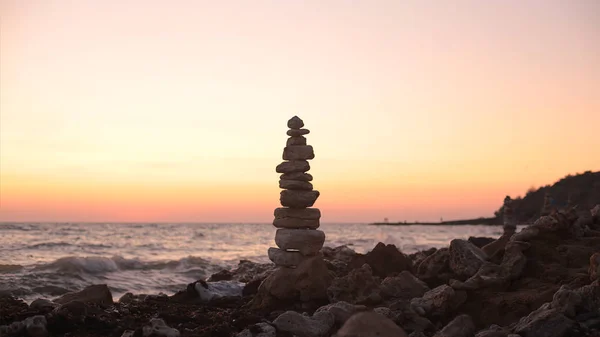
left=503, top=196, right=516, bottom=235
left=269, top=116, right=324, bottom=268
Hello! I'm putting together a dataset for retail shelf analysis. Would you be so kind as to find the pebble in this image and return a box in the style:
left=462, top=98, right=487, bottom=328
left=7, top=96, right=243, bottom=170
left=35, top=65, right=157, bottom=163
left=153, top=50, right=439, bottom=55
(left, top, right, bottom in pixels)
left=283, top=145, right=315, bottom=160
left=279, top=179, right=313, bottom=191
left=276, top=160, right=310, bottom=174
left=273, top=218, right=320, bottom=229
left=287, top=136, right=307, bottom=146
left=274, top=207, right=321, bottom=220
left=280, top=190, right=320, bottom=208
left=268, top=248, right=307, bottom=267
left=287, top=129, right=310, bottom=136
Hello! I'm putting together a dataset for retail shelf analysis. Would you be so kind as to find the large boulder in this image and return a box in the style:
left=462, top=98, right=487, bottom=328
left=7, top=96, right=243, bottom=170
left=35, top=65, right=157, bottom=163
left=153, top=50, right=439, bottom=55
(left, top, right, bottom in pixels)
left=315, top=301, right=368, bottom=326
left=327, top=264, right=382, bottom=305
left=53, top=284, right=113, bottom=307
left=334, top=312, right=408, bottom=337
left=252, top=255, right=333, bottom=310
left=352, top=243, right=412, bottom=278
left=410, top=285, right=466, bottom=318
left=273, top=311, right=334, bottom=337
left=448, top=239, right=488, bottom=279
left=433, top=314, right=475, bottom=337
left=380, top=271, right=430, bottom=300
left=513, top=307, right=575, bottom=337
left=417, top=248, right=452, bottom=284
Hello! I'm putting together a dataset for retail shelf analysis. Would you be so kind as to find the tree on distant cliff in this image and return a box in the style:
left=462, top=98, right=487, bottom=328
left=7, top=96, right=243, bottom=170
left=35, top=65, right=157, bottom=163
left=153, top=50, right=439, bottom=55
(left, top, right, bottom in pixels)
left=495, top=171, right=600, bottom=223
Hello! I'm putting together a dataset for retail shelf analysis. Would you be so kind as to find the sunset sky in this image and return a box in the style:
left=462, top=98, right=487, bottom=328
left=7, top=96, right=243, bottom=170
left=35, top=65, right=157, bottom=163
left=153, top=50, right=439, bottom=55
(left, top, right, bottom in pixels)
left=1, top=0, right=599, bottom=223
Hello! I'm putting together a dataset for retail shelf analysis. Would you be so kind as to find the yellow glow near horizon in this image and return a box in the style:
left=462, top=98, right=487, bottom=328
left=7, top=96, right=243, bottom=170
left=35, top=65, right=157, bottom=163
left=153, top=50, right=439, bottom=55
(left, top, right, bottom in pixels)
left=1, top=0, right=599, bottom=222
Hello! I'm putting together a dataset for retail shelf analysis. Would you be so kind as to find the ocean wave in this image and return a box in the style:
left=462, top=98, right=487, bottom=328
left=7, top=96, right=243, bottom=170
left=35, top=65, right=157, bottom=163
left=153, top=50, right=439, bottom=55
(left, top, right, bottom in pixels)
left=31, top=255, right=215, bottom=275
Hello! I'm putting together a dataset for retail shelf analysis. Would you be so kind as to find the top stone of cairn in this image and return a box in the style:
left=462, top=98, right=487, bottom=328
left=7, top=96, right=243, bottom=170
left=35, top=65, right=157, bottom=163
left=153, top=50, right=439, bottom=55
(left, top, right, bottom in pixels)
left=287, top=116, right=304, bottom=129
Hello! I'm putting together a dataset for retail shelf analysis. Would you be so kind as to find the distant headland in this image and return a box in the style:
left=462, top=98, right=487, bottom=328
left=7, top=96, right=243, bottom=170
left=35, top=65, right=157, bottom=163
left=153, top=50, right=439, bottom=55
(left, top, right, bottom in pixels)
left=371, top=170, right=600, bottom=226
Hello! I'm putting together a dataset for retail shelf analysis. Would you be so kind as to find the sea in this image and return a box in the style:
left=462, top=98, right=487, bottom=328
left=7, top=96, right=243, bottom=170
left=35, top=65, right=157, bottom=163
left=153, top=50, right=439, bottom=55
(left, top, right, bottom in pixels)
left=0, top=222, right=521, bottom=302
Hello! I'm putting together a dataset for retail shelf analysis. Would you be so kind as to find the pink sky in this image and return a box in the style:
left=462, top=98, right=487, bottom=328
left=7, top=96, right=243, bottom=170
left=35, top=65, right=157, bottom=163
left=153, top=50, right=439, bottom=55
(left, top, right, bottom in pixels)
left=1, top=0, right=599, bottom=222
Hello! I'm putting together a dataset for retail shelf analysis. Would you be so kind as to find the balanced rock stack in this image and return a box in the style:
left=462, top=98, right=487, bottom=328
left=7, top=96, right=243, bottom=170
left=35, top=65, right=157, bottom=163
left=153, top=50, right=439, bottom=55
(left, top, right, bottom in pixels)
left=502, top=196, right=516, bottom=235
left=269, top=116, right=324, bottom=268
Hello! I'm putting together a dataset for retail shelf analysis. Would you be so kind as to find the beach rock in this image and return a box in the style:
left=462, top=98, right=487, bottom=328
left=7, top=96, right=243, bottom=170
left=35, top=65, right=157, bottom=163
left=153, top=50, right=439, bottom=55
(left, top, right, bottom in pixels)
left=30, top=298, right=57, bottom=310
left=474, top=325, right=510, bottom=337
left=280, top=190, right=320, bottom=208
left=287, top=136, right=307, bottom=146
left=231, top=260, right=276, bottom=283
left=283, top=145, right=315, bottom=160
left=381, top=271, right=430, bottom=300
left=268, top=248, right=306, bottom=267
left=53, top=300, right=88, bottom=322
left=589, top=252, right=600, bottom=281
left=235, top=323, right=276, bottom=337
left=287, top=129, right=310, bottom=136
left=387, top=299, right=436, bottom=334
left=323, top=245, right=357, bottom=263
left=142, top=318, right=180, bottom=337
left=410, top=285, right=466, bottom=318
left=500, top=240, right=530, bottom=281
left=273, top=218, right=320, bottom=229
left=273, top=310, right=334, bottom=337
left=335, top=312, right=408, bottom=337
left=315, top=301, right=368, bottom=326
left=275, top=207, right=321, bottom=220
left=23, top=315, right=47, bottom=337
left=468, top=237, right=495, bottom=248
left=253, top=255, right=332, bottom=309
left=327, top=264, right=382, bottom=304
left=513, top=308, right=575, bottom=337
left=121, top=331, right=135, bottom=337
left=280, top=172, right=313, bottom=181
left=449, top=239, right=488, bottom=279
left=288, top=116, right=304, bottom=129
left=53, top=284, right=113, bottom=307
left=417, top=248, right=451, bottom=283
left=279, top=179, right=314, bottom=190
left=208, top=269, right=234, bottom=282
left=481, top=233, right=512, bottom=257
left=432, top=314, right=475, bottom=337
left=275, top=229, right=325, bottom=255
left=353, top=242, right=412, bottom=278
left=276, top=160, right=310, bottom=173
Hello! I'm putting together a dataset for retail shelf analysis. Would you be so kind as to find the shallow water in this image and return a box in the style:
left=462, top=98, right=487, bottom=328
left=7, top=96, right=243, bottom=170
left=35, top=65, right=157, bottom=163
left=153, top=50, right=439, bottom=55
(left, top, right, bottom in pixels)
left=0, top=222, right=521, bottom=302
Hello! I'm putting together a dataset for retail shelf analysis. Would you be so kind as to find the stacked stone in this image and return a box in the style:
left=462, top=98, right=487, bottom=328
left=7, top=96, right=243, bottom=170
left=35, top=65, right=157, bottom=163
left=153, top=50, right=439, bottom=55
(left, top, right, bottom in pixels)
left=269, top=116, right=324, bottom=268
left=503, top=196, right=516, bottom=235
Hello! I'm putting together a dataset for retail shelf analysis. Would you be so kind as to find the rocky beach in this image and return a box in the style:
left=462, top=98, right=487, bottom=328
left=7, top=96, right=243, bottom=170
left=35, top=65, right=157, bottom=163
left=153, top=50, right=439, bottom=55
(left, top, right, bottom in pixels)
left=2, top=204, right=600, bottom=337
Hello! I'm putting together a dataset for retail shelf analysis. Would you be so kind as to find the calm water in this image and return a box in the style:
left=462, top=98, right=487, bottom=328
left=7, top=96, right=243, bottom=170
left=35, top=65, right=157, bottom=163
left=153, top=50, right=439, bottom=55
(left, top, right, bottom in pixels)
left=0, top=222, right=516, bottom=302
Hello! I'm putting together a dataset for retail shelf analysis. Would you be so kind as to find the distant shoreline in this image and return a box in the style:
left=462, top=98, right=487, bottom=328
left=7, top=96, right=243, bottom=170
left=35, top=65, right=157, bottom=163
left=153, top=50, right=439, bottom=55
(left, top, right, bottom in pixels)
left=369, top=217, right=498, bottom=226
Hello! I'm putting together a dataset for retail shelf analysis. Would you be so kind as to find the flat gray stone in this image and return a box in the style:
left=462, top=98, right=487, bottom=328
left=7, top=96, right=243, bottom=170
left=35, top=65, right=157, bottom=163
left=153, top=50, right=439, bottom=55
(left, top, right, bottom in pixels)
left=279, top=179, right=313, bottom=190
left=274, top=207, right=321, bottom=220
left=276, top=160, right=310, bottom=174
left=287, top=136, right=307, bottom=146
left=287, top=116, right=304, bottom=129
left=275, top=229, right=325, bottom=255
left=273, top=218, right=320, bottom=229
left=280, top=172, right=313, bottom=181
left=287, top=129, right=310, bottom=136
left=268, top=248, right=306, bottom=267
left=280, top=190, right=320, bottom=208
left=283, top=145, right=315, bottom=160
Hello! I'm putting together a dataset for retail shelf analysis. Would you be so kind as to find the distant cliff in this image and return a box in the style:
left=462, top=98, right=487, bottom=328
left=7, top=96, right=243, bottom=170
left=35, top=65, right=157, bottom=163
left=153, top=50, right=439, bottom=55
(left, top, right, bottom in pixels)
left=495, top=171, right=600, bottom=223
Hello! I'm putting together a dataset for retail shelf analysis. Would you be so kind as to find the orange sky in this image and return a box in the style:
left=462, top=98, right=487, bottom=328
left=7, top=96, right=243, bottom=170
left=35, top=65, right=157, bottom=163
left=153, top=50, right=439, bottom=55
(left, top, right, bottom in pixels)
left=1, top=0, right=599, bottom=222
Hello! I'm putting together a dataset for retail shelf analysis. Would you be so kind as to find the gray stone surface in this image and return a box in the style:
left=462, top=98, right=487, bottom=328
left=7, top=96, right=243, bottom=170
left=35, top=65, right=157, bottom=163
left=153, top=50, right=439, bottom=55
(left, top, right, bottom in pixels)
left=283, top=145, right=315, bottom=160
left=273, top=311, right=334, bottom=337
left=268, top=248, right=306, bottom=267
left=335, top=312, right=408, bottom=337
left=273, top=218, right=320, bottom=229
left=275, top=207, right=321, bottom=220
left=287, top=136, right=307, bottom=146
left=275, top=229, right=325, bottom=255
left=276, top=160, right=310, bottom=174
left=287, top=129, right=310, bottom=136
left=280, top=190, right=320, bottom=208
left=279, top=179, right=313, bottom=191
left=288, top=116, right=304, bottom=129
left=280, top=172, right=313, bottom=181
